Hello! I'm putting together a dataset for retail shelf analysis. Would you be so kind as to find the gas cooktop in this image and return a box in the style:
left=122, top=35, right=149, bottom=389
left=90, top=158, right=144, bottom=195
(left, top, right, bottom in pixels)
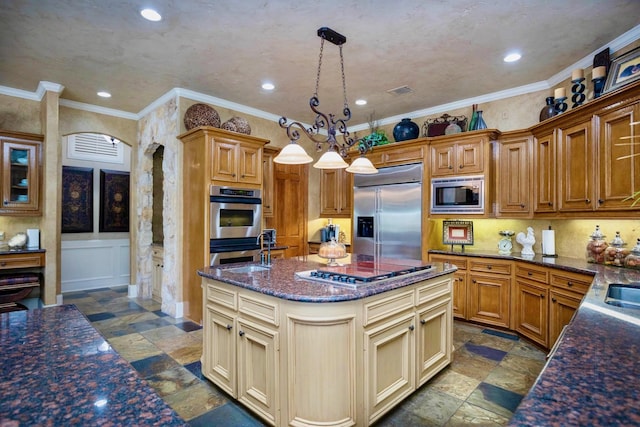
left=296, top=259, right=433, bottom=288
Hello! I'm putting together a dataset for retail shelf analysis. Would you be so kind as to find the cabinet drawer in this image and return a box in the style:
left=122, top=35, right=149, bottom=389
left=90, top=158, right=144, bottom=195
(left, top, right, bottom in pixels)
left=550, top=271, right=593, bottom=295
left=363, top=289, right=414, bottom=327
left=429, top=255, right=467, bottom=271
left=238, top=294, right=279, bottom=326
left=384, top=147, right=424, bottom=165
left=207, top=283, right=237, bottom=310
left=469, top=259, right=512, bottom=275
left=0, top=252, right=45, bottom=269
left=416, top=277, right=452, bottom=306
left=515, top=263, right=548, bottom=284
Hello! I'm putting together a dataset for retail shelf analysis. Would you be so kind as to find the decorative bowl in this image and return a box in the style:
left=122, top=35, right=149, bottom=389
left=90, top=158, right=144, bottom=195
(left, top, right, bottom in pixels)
left=221, top=116, right=251, bottom=135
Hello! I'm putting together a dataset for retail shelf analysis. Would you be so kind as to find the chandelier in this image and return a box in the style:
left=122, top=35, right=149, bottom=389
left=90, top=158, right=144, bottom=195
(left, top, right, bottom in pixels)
left=274, top=27, right=378, bottom=174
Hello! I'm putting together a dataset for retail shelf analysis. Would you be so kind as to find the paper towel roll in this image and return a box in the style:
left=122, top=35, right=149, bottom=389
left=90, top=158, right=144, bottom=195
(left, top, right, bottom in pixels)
left=542, top=229, right=556, bottom=256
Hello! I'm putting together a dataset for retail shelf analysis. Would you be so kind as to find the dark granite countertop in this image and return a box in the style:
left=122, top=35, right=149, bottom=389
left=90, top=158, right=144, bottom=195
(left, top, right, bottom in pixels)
left=429, top=249, right=640, bottom=426
left=198, top=254, right=456, bottom=303
left=0, top=248, right=46, bottom=255
left=0, top=305, right=187, bottom=426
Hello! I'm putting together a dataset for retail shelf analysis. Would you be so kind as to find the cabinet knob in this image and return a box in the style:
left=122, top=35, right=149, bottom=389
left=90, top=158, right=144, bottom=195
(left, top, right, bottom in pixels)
left=567, top=282, right=573, bottom=287
left=548, top=202, right=553, bottom=206
left=586, top=199, right=591, bottom=204
left=448, top=165, right=453, bottom=169
left=520, top=203, right=525, bottom=208
left=472, top=279, right=477, bottom=284
left=459, top=165, right=464, bottom=169
left=265, top=205, right=271, bottom=208
left=408, top=325, right=415, bottom=331
left=226, top=324, right=232, bottom=330
left=238, top=330, right=245, bottom=336
left=487, top=265, right=492, bottom=270
left=232, top=173, right=236, bottom=177
left=420, top=319, right=427, bottom=325
left=241, top=174, right=245, bottom=178
left=540, top=294, right=545, bottom=298
left=552, top=297, right=557, bottom=303
left=0, top=262, right=6, bottom=266
left=598, top=199, right=604, bottom=204
left=528, top=271, right=533, bottom=276
left=458, top=277, right=464, bottom=282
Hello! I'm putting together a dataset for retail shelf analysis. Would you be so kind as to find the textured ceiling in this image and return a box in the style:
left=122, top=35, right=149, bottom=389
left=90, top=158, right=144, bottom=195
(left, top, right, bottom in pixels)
left=1, top=0, right=640, bottom=127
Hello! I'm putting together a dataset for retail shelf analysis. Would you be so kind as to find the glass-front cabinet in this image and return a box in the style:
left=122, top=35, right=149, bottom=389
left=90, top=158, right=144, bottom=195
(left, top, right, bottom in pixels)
left=0, top=130, right=43, bottom=216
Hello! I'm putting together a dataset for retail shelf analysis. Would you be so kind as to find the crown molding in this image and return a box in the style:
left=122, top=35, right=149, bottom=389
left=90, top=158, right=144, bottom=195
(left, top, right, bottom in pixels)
left=59, top=99, right=138, bottom=120
left=174, top=88, right=283, bottom=122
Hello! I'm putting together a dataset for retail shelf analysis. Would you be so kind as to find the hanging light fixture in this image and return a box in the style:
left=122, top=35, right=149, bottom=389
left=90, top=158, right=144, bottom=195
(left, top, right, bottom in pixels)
left=274, top=27, right=378, bottom=174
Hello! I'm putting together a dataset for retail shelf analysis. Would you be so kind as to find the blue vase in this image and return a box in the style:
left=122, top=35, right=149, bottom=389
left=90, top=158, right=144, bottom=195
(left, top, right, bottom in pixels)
left=472, top=110, right=487, bottom=130
left=393, top=118, right=419, bottom=142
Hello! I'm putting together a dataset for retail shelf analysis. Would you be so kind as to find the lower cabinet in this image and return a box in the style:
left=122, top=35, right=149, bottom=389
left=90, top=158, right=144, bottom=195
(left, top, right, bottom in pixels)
left=513, top=262, right=550, bottom=347
left=151, top=246, right=164, bottom=302
left=428, top=254, right=467, bottom=319
left=549, top=288, right=583, bottom=345
left=467, top=259, right=512, bottom=328
left=203, top=274, right=453, bottom=426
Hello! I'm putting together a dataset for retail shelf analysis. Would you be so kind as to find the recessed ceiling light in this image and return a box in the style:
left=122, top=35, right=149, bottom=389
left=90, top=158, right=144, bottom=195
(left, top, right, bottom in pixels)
left=355, top=99, right=367, bottom=106
left=140, top=8, right=162, bottom=21
left=262, top=82, right=275, bottom=91
left=97, top=91, right=111, bottom=98
left=504, top=52, right=522, bottom=63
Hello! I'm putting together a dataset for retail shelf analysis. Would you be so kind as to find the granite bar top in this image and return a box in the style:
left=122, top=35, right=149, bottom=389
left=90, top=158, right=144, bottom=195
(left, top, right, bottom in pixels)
left=0, top=305, right=187, bottom=426
left=198, top=254, right=456, bottom=303
left=0, top=248, right=46, bottom=255
left=429, top=249, right=640, bottom=425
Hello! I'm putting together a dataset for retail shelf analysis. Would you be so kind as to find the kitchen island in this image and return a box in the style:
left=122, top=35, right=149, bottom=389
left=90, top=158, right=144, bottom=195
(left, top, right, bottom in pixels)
left=198, top=255, right=456, bottom=426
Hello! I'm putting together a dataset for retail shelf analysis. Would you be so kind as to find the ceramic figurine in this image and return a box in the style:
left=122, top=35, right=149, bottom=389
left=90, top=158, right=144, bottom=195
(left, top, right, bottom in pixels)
left=516, top=227, right=536, bottom=257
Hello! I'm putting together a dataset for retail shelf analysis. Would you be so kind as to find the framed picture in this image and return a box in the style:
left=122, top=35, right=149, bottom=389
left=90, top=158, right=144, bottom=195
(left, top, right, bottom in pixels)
left=61, top=166, right=93, bottom=233
left=604, top=46, right=640, bottom=94
left=442, top=220, right=474, bottom=246
left=99, top=169, right=130, bottom=232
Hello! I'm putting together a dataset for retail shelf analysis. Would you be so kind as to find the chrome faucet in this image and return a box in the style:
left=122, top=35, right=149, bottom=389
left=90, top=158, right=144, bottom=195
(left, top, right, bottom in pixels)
left=256, top=232, right=272, bottom=266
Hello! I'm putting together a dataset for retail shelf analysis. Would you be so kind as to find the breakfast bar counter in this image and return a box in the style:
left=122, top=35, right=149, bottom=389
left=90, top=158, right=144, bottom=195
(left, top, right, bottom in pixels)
left=0, top=304, right=187, bottom=426
left=198, top=255, right=456, bottom=426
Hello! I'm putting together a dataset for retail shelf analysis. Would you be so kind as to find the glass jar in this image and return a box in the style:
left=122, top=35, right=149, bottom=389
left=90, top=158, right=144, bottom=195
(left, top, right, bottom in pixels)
left=318, top=239, right=347, bottom=266
left=586, top=225, right=607, bottom=263
left=604, top=231, right=629, bottom=266
left=624, top=238, right=640, bottom=270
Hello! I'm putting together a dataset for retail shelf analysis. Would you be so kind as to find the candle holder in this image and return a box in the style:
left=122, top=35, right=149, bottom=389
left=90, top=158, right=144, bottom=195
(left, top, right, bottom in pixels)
left=554, top=97, right=568, bottom=114
left=571, top=77, right=586, bottom=108
left=593, top=76, right=606, bottom=98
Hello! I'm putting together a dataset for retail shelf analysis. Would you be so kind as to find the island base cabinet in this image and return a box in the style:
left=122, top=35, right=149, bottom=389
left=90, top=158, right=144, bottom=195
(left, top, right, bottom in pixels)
left=203, top=305, right=236, bottom=397
left=364, top=312, right=416, bottom=425
left=285, top=312, right=357, bottom=427
left=417, top=297, right=452, bottom=387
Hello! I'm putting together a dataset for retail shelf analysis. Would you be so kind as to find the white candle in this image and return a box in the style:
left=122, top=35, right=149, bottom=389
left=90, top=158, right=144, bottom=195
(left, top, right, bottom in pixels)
left=571, top=68, right=584, bottom=81
left=554, top=87, right=566, bottom=99
left=592, top=66, right=606, bottom=79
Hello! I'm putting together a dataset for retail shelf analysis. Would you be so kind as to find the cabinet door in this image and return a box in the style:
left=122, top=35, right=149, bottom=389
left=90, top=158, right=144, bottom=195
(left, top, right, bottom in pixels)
left=365, top=312, right=415, bottom=424
left=598, top=104, right=640, bottom=210
left=1, top=139, right=41, bottom=215
left=320, top=168, right=350, bottom=217
left=497, top=137, right=532, bottom=217
left=514, top=279, right=549, bottom=347
left=452, top=272, right=467, bottom=319
left=212, top=141, right=238, bottom=182
left=533, top=132, right=556, bottom=213
left=549, top=289, right=582, bottom=346
left=558, top=120, right=595, bottom=211
left=430, top=144, right=455, bottom=176
left=456, top=141, right=483, bottom=174
left=152, top=251, right=163, bottom=303
left=203, top=306, right=237, bottom=397
left=416, top=298, right=452, bottom=387
left=468, top=273, right=511, bottom=328
left=237, top=317, right=279, bottom=426
left=262, top=149, right=276, bottom=217
left=238, top=144, right=262, bottom=185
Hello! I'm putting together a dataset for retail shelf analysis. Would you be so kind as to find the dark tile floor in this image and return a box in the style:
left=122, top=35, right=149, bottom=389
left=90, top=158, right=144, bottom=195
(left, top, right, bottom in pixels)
left=66, top=286, right=546, bottom=426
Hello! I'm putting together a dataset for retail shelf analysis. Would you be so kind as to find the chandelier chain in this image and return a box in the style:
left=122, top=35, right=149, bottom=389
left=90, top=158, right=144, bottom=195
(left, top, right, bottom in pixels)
left=314, top=38, right=325, bottom=97
left=340, top=45, right=348, bottom=108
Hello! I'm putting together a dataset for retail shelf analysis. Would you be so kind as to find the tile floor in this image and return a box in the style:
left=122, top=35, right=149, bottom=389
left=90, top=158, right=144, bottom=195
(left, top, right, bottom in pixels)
left=66, top=286, right=547, bottom=426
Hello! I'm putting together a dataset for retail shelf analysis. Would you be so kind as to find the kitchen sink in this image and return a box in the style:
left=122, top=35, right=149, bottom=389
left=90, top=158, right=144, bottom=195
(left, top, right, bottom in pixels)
left=223, top=265, right=271, bottom=274
left=605, top=283, right=640, bottom=309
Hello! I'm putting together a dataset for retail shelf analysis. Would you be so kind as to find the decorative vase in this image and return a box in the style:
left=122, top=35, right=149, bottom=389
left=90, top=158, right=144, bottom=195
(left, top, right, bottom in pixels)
left=392, top=118, right=419, bottom=142
left=471, top=110, right=487, bottom=130
left=539, top=97, right=557, bottom=122
left=468, top=104, right=478, bottom=131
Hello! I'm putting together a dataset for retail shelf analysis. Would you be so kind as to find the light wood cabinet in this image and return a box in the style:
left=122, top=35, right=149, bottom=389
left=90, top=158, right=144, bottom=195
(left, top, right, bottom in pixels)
left=361, top=139, right=426, bottom=168
left=558, top=119, right=596, bottom=212
left=496, top=132, right=532, bottom=217
left=549, top=288, right=583, bottom=345
left=0, top=130, right=43, bottom=216
left=467, top=258, right=511, bottom=328
left=179, top=127, right=269, bottom=323
left=151, top=246, right=164, bottom=303
left=532, top=131, right=557, bottom=213
left=428, top=254, right=467, bottom=319
left=597, top=103, right=640, bottom=211
left=320, top=168, right=352, bottom=217
left=262, top=147, right=278, bottom=218
left=203, top=272, right=453, bottom=426
left=430, top=138, right=485, bottom=177
left=513, top=262, right=550, bottom=347
left=212, top=139, right=263, bottom=185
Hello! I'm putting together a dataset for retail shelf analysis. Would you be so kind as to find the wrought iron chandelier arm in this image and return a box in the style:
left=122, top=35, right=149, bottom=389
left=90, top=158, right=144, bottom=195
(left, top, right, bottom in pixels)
left=279, top=115, right=326, bottom=145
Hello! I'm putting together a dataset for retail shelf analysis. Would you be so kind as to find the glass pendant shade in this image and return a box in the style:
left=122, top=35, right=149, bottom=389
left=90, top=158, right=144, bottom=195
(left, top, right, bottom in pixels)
left=273, top=142, right=313, bottom=164
left=313, top=150, right=349, bottom=169
left=345, top=156, right=378, bottom=174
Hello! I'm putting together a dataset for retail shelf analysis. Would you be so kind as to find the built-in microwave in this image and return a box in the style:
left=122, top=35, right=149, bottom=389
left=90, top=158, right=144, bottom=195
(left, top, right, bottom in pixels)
left=430, top=175, right=484, bottom=214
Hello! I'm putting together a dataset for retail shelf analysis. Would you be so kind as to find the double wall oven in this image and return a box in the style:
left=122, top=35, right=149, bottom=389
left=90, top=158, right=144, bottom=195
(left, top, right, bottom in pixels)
left=209, top=185, right=262, bottom=265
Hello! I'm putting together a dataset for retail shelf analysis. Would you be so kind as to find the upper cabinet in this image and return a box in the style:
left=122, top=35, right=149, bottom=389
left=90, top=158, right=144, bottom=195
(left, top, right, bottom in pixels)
left=0, top=130, right=43, bottom=216
left=262, top=146, right=279, bottom=218
left=557, top=118, right=596, bottom=212
left=430, top=137, right=485, bottom=177
left=320, top=168, right=352, bottom=217
left=212, top=137, right=263, bottom=186
left=496, top=131, right=533, bottom=217
left=532, top=130, right=557, bottom=214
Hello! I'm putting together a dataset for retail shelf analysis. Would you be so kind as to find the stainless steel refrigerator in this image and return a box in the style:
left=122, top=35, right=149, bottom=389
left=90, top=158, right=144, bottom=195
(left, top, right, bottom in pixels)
left=352, top=163, right=423, bottom=260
